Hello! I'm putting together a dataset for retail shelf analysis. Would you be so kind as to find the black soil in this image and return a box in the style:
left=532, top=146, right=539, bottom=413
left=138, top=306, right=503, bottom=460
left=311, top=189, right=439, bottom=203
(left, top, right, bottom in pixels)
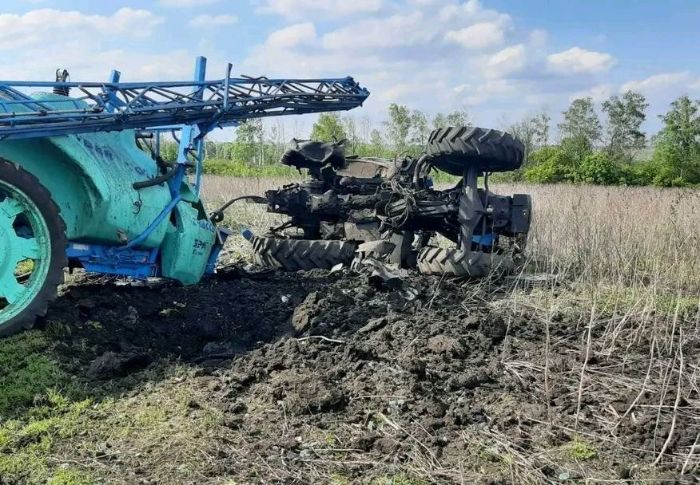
left=38, top=268, right=697, bottom=483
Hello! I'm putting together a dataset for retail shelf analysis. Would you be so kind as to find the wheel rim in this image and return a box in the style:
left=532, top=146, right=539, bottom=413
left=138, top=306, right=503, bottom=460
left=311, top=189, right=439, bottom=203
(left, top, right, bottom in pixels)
left=0, top=179, right=52, bottom=324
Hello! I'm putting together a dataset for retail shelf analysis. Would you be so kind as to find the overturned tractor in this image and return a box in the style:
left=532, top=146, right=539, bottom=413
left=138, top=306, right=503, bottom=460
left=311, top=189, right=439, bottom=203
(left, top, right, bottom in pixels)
left=242, top=127, right=532, bottom=276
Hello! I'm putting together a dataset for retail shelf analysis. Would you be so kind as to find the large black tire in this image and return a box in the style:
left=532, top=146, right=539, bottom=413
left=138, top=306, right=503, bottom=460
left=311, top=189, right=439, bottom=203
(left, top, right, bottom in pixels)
left=426, top=126, right=524, bottom=175
left=417, top=247, right=513, bottom=277
left=251, top=236, right=356, bottom=271
left=0, top=160, right=67, bottom=337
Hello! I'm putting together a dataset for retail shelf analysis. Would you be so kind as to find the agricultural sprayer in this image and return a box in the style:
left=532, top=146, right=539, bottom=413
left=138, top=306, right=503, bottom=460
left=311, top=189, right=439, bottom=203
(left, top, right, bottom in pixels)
left=0, top=57, right=370, bottom=336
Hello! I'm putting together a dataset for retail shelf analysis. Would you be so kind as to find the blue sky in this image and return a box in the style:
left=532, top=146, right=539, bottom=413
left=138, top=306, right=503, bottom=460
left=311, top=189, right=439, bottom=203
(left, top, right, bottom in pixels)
left=1, top=0, right=699, bottom=139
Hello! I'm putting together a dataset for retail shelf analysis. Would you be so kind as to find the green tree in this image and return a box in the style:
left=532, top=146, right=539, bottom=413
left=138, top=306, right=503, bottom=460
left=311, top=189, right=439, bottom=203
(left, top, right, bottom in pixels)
left=651, top=96, right=700, bottom=185
left=432, top=112, right=447, bottom=130
left=385, top=104, right=412, bottom=153
left=410, top=109, right=430, bottom=146
left=532, top=112, right=550, bottom=148
left=658, top=96, right=700, bottom=158
left=558, top=97, right=601, bottom=161
left=445, top=109, right=470, bottom=127
left=508, top=116, right=539, bottom=167
left=234, top=119, right=264, bottom=165
left=602, top=91, right=648, bottom=160
left=575, top=153, right=622, bottom=184
left=524, top=146, right=576, bottom=183
left=310, top=113, right=347, bottom=141
left=432, top=109, right=470, bottom=130
left=342, top=115, right=360, bottom=154
left=368, top=129, right=387, bottom=156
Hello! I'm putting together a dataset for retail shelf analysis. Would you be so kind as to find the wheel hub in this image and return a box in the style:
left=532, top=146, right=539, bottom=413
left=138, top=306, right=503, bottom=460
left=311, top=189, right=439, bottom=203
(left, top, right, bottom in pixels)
left=0, top=182, right=50, bottom=321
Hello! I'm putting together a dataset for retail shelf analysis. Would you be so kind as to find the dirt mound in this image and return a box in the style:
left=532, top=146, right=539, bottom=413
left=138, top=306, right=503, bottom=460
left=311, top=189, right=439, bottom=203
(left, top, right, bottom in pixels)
left=46, top=269, right=311, bottom=373
left=23, top=268, right=697, bottom=483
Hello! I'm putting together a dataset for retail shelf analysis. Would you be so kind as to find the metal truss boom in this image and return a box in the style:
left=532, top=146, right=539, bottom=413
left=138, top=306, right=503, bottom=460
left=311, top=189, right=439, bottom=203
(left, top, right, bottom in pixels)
left=0, top=66, right=369, bottom=140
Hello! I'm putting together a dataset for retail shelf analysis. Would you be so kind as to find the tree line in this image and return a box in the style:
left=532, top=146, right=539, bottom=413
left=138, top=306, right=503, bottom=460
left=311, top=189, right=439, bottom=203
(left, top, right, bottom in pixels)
left=160, top=94, right=700, bottom=186
left=519, top=93, right=700, bottom=186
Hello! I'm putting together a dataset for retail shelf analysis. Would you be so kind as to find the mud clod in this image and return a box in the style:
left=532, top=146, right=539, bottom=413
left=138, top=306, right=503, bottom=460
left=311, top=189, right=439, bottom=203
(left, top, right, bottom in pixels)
left=88, top=350, right=152, bottom=379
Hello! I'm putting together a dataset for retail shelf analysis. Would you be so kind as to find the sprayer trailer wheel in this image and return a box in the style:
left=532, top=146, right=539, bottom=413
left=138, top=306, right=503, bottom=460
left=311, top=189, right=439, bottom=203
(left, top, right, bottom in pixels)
left=0, top=160, right=67, bottom=337
left=251, top=236, right=356, bottom=272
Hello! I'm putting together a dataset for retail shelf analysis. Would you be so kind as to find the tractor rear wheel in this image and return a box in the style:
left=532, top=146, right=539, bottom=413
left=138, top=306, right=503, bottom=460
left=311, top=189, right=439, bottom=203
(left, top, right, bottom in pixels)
left=0, top=160, right=67, bottom=337
left=417, top=247, right=514, bottom=277
left=251, top=236, right=356, bottom=271
left=425, top=126, right=524, bottom=174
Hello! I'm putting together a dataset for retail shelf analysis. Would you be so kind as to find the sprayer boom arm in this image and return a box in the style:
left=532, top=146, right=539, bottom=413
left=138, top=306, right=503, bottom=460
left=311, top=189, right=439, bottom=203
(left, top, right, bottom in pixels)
left=0, top=69, right=369, bottom=140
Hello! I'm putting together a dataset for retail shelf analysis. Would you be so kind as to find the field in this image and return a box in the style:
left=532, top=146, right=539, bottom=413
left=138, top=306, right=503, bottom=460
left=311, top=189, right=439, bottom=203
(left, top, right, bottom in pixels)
left=1, top=176, right=699, bottom=484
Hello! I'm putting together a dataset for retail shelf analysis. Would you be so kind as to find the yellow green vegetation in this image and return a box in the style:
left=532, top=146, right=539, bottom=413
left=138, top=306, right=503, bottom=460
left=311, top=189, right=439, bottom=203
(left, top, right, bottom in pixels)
left=0, top=390, right=94, bottom=483
left=0, top=361, right=225, bottom=483
left=566, top=438, right=598, bottom=461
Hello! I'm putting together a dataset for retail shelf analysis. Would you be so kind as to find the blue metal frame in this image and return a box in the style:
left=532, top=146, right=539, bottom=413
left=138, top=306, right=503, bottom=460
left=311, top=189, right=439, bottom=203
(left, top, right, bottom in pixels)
left=0, top=56, right=369, bottom=280
left=66, top=243, right=159, bottom=279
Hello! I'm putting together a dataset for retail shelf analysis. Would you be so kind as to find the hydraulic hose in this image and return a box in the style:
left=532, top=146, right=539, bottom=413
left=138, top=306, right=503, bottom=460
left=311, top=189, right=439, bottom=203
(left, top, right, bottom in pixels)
left=210, top=195, right=268, bottom=223
left=132, top=167, right=179, bottom=190
left=413, top=155, right=428, bottom=186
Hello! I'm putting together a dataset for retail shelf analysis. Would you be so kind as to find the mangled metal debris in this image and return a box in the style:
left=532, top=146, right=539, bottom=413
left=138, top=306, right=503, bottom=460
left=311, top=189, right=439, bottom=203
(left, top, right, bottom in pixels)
left=242, top=127, right=532, bottom=277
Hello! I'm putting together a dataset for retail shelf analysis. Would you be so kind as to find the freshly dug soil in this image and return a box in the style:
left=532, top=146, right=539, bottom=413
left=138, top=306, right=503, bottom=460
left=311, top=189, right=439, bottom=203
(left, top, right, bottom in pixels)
left=39, top=268, right=697, bottom=483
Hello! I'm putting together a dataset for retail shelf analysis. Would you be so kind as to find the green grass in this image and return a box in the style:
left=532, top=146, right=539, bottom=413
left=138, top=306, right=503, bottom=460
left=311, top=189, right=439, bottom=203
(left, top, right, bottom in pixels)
left=0, top=390, right=94, bottom=484
left=0, top=330, right=79, bottom=417
left=0, top=356, right=211, bottom=483
left=566, top=438, right=598, bottom=461
left=597, top=286, right=699, bottom=317
left=203, top=157, right=464, bottom=184
left=47, top=468, right=94, bottom=485
left=203, top=158, right=299, bottom=177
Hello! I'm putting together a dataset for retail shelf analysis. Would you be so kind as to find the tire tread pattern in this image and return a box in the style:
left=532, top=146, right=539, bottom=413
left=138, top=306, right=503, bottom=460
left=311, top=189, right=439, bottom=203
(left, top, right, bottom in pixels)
left=425, top=126, right=524, bottom=175
left=417, top=247, right=513, bottom=277
left=252, top=237, right=356, bottom=271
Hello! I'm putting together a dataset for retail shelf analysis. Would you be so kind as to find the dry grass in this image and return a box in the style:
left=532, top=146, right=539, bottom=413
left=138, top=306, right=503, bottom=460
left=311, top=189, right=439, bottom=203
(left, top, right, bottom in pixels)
left=502, top=183, right=700, bottom=292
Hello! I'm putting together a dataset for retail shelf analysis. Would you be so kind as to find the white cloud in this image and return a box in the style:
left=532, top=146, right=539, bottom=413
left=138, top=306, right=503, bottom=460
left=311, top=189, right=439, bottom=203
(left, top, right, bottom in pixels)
left=188, top=14, right=238, bottom=28
left=317, top=0, right=518, bottom=55
left=0, top=8, right=162, bottom=51
left=258, top=0, right=383, bottom=19
left=621, top=72, right=691, bottom=93
left=484, top=44, right=527, bottom=78
left=439, top=0, right=484, bottom=21
left=265, top=23, right=316, bottom=48
left=159, top=0, right=220, bottom=7
left=444, top=20, right=509, bottom=50
left=570, top=83, right=613, bottom=102
left=244, top=0, right=544, bottom=118
left=377, top=82, right=429, bottom=102
left=322, top=12, right=428, bottom=50
left=1, top=43, right=196, bottom=81
left=529, top=29, right=548, bottom=48
left=547, top=47, right=616, bottom=74
left=453, top=79, right=517, bottom=105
